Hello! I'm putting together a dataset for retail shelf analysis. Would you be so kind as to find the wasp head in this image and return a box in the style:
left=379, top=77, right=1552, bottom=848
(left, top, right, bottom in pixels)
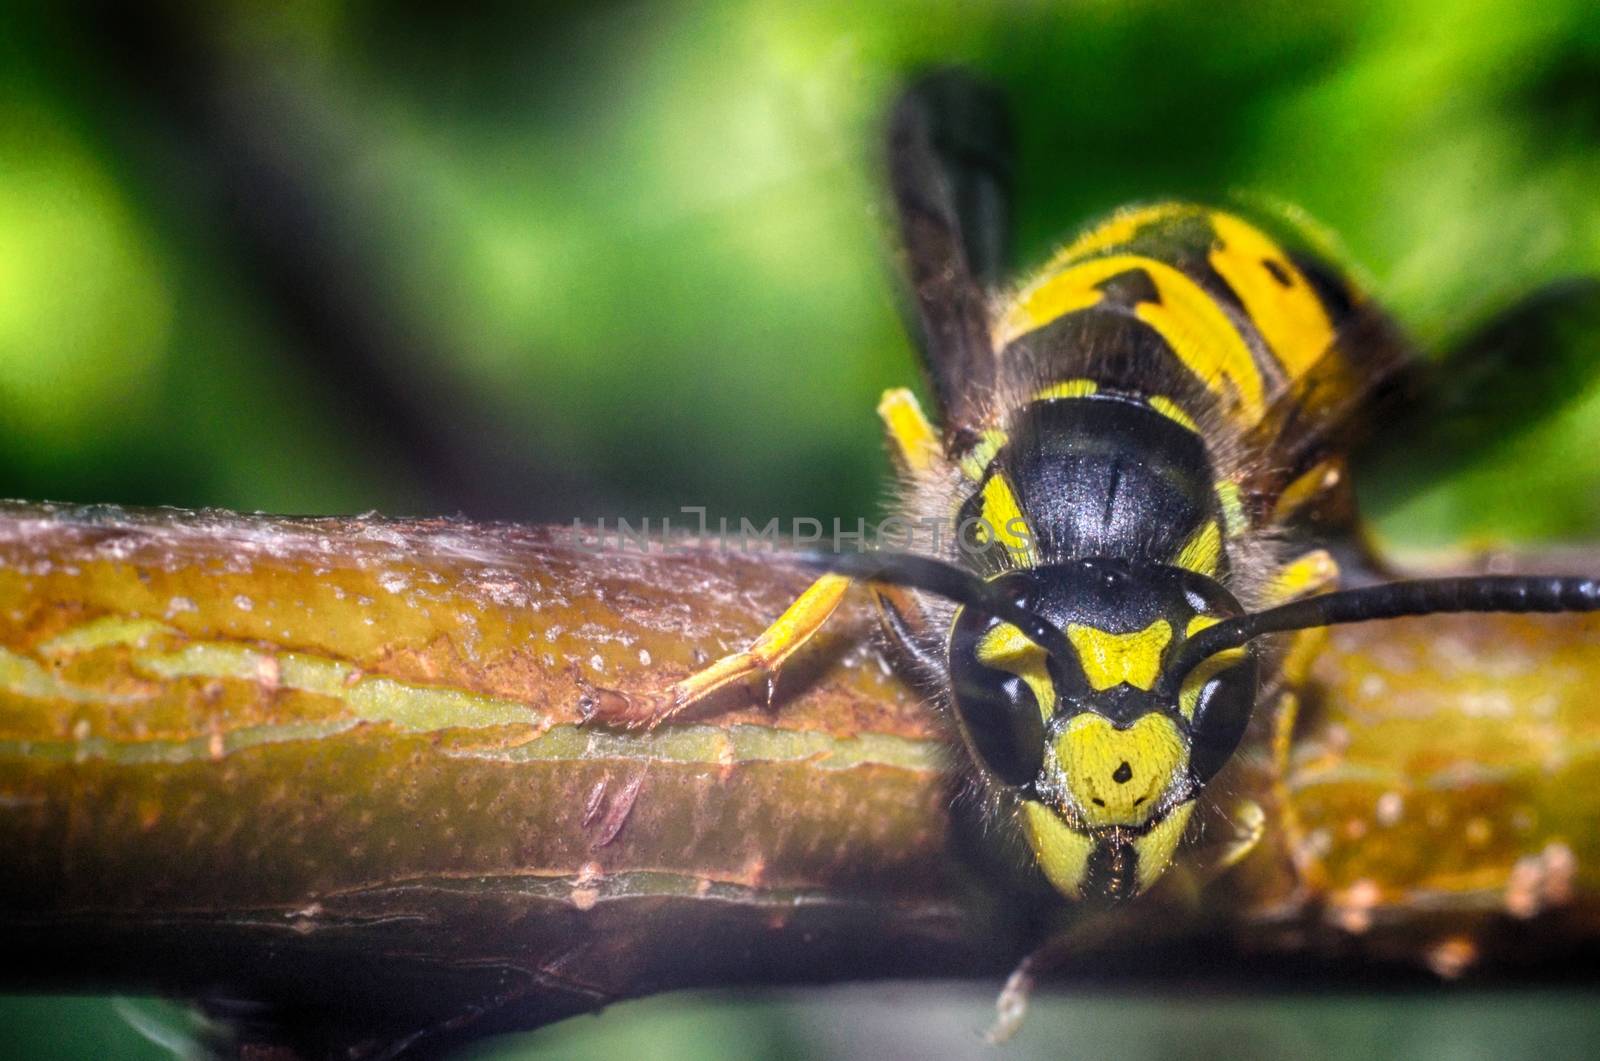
left=946, top=558, right=1259, bottom=900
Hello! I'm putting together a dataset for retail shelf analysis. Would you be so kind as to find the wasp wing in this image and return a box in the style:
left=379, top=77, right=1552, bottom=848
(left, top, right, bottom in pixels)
left=1356, top=276, right=1600, bottom=506
left=887, top=71, right=1014, bottom=444
left=1246, top=269, right=1600, bottom=568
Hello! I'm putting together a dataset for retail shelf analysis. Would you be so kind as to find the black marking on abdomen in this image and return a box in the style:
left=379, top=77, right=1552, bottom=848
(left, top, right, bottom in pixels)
left=1101, top=457, right=1124, bottom=538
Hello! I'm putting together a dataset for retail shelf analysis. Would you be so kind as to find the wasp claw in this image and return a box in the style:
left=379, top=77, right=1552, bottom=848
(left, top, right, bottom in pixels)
left=1215, top=799, right=1266, bottom=871
left=644, top=692, right=687, bottom=731
left=985, top=967, right=1034, bottom=1044
left=576, top=685, right=655, bottom=729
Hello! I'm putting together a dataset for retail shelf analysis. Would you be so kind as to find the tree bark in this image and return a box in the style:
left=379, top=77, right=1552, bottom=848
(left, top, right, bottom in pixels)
left=0, top=503, right=1597, bottom=1055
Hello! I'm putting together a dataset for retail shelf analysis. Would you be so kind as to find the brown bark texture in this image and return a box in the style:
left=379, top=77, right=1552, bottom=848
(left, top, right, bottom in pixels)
left=0, top=503, right=1597, bottom=1054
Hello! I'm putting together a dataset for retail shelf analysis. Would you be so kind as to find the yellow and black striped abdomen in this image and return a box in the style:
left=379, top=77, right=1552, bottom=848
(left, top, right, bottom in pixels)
left=952, top=203, right=1390, bottom=585
left=992, top=203, right=1367, bottom=445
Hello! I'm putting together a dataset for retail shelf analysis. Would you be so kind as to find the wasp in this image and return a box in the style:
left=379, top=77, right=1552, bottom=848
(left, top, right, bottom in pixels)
left=589, top=72, right=1600, bottom=908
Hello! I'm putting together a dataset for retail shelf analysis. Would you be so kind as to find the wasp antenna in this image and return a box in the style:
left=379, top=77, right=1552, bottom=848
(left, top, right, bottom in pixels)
left=1163, top=574, right=1600, bottom=695
left=790, top=550, right=1074, bottom=664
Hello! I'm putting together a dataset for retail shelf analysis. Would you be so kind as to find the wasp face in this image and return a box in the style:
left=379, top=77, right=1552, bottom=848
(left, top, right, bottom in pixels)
left=946, top=558, right=1259, bottom=900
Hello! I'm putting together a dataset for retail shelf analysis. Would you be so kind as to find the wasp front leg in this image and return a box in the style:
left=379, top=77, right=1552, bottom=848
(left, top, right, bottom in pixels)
left=582, top=572, right=853, bottom=728
left=584, top=388, right=943, bottom=729
left=870, top=388, right=950, bottom=675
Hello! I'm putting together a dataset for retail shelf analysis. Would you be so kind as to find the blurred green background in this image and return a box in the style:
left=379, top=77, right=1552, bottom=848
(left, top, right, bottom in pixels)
left=3, top=0, right=1600, bottom=1057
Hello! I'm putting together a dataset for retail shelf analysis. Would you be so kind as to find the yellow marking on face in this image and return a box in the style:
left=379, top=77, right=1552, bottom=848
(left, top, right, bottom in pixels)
left=1265, top=548, right=1340, bottom=606
left=1053, top=712, right=1188, bottom=827
left=1214, top=479, right=1246, bottom=537
left=978, top=472, right=1035, bottom=563
left=1132, top=800, right=1196, bottom=893
left=976, top=623, right=1055, bottom=719
left=1065, top=619, right=1172, bottom=692
left=876, top=387, right=940, bottom=476
left=958, top=428, right=1009, bottom=481
left=1178, top=614, right=1246, bottom=721
left=996, top=255, right=1265, bottom=426
left=1207, top=211, right=1337, bottom=379
left=1172, top=520, right=1223, bottom=578
left=1051, top=202, right=1190, bottom=263
left=1147, top=395, right=1199, bottom=433
left=1033, top=378, right=1099, bottom=402
left=1021, top=800, right=1096, bottom=898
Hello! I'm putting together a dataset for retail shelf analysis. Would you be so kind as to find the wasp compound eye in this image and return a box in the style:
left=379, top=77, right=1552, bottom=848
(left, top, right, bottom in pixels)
left=948, top=605, right=1048, bottom=787
left=1182, top=646, right=1259, bottom=783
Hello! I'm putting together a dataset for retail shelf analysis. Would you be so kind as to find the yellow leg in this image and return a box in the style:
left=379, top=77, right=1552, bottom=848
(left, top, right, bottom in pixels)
left=1263, top=549, right=1336, bottom=888
left=588, top=574, right=852, bottom=728
left=1270, top=457, right=1349, bottom=526
left=1213, top=799, right=1267, bottom=872
left=1264, top=548, right=1340, bottom=606
left=590, top=389, right=928, bottom=730
left=1268, top=687, right=1322, bottom=893
left=877, top=387, right=940, bottom=476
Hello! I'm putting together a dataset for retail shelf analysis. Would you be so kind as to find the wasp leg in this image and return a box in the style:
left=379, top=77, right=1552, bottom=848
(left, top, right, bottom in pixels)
left=1266, top=685, right=1329, bottom=897
left=877, top=387, right=942, bottom=477
left=1157, top=796, right=1269, bottom=908
left=1263, top=548, right=1341, bottom=606
left=1270, top=458, right=1351, bottom=530
left=870, top=582, right=946, bottom=681
left=1213, top=798, right=1267, bottom=872
left=587, top=388, right=942, bottom=731
left=585, top=573, right=852, bottom=729
left=987, top=963, right=1037, bottom=1045
left=1360, top=277, right=1600, bottom=504
left=986, top=909, right=1143, bottom=1044
left=871, top=389, right=951, bottom=682
left=988, top=934, right=1076, bottom=1045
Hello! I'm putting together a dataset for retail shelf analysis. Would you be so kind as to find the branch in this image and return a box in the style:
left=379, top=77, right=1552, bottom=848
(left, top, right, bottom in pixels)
left=0, top=503, right=1597, bottom=1055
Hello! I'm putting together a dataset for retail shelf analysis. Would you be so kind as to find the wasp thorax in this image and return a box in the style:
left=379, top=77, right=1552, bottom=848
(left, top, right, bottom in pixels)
left=945, top=559, right=1259, bottom=899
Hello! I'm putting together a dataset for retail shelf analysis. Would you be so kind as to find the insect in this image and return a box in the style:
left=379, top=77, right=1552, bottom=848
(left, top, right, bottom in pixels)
left=588, top=72, right=1600, bottom=906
